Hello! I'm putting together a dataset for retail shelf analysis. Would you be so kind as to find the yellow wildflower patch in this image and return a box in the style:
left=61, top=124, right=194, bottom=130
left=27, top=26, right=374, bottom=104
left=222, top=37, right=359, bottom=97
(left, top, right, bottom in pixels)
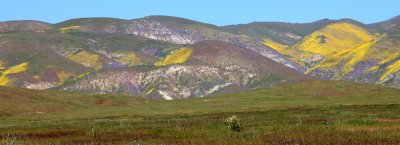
left=0, top=62, right=29, bottom=86
left=262, top=38, right=316, bottom=67
left=262, top=38, right=289, bottom=52
left=68, top=51, right=102, bottom=70
left=59, top=25, right=80, bottom=33
left=155, top=47, right=193, bottom=66
left=296, top=23, right=375, bottom=56
left=0, top=77, right=11, bottom=86
left=73, top=72, right=91, bottom=81
left=2, top=62, right=28, bottom=76
left=145, top=88, right=155, bottom=95
left=306, top=33, right=400, bottom=80
left=57, top=71, right=73, bottom=82
left=380, top=60, right=400, bottom=80
left=311, top=39, right=377, bottom=74
left=370, top=52, right=400, bottom=80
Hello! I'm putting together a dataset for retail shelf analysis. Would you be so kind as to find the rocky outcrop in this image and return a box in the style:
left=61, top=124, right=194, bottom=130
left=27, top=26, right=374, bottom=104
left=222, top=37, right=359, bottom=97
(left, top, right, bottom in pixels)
left=379, top=71, right=400, bottom=88
left=22, top=81, right=57, bottom=90
left=62, top=65, right=259, bottom=99
left=105, top=19, right=206, bottom=44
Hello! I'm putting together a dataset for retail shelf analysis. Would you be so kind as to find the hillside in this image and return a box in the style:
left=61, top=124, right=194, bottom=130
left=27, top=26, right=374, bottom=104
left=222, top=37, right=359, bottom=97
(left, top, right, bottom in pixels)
left=259, top=22, right=376, bottom=67
left=223, top=19, right=335, bottom=45
left=251, top=19, right=400, bottom=88
left=0, top=30, right=178, bottom=90
left=294, top=22, right=375, bottom=56
left=0, top=16, right=309, bottom=100
left=61, top=41, right=308, bottom=99
left=367, top=15, right=400, bottom=33
left=307, top=25, right=400, bottom=87
left=1, top=15, right=400, bottom=97
left=53, top=16, right=304, bottom=71
left=222, top=19, right=365, bottom=45
left=0, top=20, right=53, bottom=32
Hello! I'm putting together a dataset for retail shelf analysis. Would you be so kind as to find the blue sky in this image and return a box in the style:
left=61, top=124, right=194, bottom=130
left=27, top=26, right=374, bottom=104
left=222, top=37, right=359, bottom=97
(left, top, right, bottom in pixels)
left=1, top=0, right=399, bottom=26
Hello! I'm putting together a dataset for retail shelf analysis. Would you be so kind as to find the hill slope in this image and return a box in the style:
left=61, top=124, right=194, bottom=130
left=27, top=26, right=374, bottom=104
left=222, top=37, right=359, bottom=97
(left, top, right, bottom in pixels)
left=61, top=41, right=308, bottom=99
left=0, top=30, right=178, bottom=90
left=248, top=19, right=400, bottom=88
left=222, top=19, right=365, bottom=45
left=307, top=25, right=400, bottom=87
left=294, top=22, right=375, bottom=56
left=223, top=19, right=335, bottom=45
left=0, top=17, right=309, bottom=99
left=367, top=15, right=400, bottom=33
left=1, top=15, right=400, bottom=95
left=53, top=16, right=304, bottom=71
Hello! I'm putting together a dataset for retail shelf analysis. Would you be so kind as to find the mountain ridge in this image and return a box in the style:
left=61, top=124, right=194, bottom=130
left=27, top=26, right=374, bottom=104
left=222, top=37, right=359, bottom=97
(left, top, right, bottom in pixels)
left=0, top=15, right=399, bottom=100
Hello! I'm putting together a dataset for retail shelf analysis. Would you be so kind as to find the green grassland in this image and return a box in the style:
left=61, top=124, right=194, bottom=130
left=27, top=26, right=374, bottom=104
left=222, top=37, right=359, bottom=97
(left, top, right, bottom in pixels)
left=1, top=80, right=400, bottom=144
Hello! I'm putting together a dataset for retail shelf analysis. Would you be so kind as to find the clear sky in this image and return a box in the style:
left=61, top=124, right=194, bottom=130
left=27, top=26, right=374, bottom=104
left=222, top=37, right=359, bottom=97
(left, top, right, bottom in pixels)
left=1, top=0, right=399, bottom=26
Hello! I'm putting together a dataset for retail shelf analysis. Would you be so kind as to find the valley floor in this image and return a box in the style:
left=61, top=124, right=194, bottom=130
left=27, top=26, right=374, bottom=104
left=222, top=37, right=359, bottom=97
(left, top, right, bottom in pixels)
left=1, top=81, right=400, bottom=144
left=2, top=105, right=400, bottom=145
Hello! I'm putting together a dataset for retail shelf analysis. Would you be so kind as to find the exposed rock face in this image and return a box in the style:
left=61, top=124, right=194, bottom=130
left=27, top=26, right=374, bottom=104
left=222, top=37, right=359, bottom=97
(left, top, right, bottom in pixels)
left=62, top=65, right=258, bottom=99
left=379, top=71, right=400, bottom=88
left=23, top=81, right=57, bottom=90
left=105, top=19, right=206, bottom=44
left=303, top=54, right=325, bottom=65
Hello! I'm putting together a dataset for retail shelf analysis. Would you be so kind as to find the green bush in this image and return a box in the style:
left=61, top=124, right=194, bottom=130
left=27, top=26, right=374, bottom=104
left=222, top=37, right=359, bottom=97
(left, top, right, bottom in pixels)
left=225, top=115, right=241, bottom=132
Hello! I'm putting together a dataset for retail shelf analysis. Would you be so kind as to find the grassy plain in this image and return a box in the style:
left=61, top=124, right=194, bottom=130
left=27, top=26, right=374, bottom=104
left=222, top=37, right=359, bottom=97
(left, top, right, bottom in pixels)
left=1, top=80, right=400, bottom=144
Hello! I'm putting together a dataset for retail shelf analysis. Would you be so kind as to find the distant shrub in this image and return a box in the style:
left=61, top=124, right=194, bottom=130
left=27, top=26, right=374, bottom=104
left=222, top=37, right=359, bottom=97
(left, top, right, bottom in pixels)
left=225, top=115, right=241, bottom=132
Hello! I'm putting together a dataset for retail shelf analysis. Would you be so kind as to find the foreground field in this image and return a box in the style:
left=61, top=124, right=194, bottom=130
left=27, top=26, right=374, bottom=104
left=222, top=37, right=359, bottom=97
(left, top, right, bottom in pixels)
left=1, top=81, right=400, bottom=144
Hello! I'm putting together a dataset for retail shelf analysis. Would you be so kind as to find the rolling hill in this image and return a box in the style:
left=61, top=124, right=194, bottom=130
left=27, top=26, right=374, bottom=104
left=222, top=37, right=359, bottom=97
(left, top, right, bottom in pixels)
left=282, top=22, right=377, bottom=68
left=0, top=29, right=178, bottom=90
left=61, top=41, right=308, bottom=99
left=367, top=15, right=400, bottom=33
left=222, top=19, right=365, bottom=45
left=0, top=15, right=399, bottom=100
left=307, top=24, right=400, bottom=87
left=294, top=22, right=375, bottom=56
left=0, top=17, right=307, bottom=99
left=241, top=17, right=400, bottom=88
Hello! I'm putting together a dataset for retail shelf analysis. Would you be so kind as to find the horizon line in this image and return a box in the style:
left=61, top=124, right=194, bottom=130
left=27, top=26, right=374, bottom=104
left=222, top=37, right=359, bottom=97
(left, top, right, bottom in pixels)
left=1, top=14, right=399, bottom=27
